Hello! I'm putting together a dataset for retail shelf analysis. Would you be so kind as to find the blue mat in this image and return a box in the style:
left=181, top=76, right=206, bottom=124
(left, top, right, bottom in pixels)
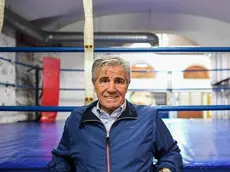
left=0, top=119, right=230, bottom=172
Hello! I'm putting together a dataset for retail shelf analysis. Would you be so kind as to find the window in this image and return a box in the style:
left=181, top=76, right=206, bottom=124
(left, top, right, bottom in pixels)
left=131, top=63, right=156, bottom=78
left=183, top=65, right=210, bottom=79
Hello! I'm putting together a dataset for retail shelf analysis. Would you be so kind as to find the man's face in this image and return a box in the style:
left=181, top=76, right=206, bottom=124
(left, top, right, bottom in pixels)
left=93, top=65, right=129, bottom=114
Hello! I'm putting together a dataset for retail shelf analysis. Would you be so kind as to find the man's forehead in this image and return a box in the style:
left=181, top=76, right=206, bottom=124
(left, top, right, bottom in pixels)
left=99, top=76, right=124, bottom=79
left=95, top=65, right=127, bottom=80
left=98, top=66, right=125, bottom=74
left=100, top=65, right=123, bottom=71
left=97, top=73, right=126, bottom=80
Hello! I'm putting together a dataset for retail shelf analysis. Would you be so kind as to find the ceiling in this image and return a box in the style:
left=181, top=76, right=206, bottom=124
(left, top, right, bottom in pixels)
left=5, top=0, right=230, bottom=46
left=5, top=0, right=230, bottom=30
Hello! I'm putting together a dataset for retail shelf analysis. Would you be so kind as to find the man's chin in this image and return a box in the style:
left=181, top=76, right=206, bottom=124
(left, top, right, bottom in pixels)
left=107, top=105, right=118, bottom=109
left=104, top=99, right=119, bottom=104
left=105, top=104, right=119, bottom=111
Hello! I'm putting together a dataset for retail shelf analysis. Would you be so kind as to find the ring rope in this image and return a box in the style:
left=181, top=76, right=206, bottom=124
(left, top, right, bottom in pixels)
left=1, top=82, right=230, bottom=92
left=0, top=105, right=230, bottom=112
left=2, top=47, right=230, bottom=52
left=2, top=56, right=230, bottom=73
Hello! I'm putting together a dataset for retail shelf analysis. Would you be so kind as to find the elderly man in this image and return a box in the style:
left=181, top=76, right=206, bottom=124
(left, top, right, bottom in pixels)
left=48, top=57, right=183, bottom=172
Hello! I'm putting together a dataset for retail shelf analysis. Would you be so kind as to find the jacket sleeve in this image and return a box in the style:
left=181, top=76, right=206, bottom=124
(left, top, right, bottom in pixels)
left=47, top=117, right=75, bottom=172
left=153, top=112, right=183, bottom=172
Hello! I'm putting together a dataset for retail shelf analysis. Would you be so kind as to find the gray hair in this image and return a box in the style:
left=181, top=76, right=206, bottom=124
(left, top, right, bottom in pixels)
left=92, top=56, right=131, bottom=84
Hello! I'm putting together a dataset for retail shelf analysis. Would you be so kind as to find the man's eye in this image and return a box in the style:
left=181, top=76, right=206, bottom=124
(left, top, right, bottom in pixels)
left=100, top=79, right=109, bottom=83
left=115, top=79, right=124, bottom=84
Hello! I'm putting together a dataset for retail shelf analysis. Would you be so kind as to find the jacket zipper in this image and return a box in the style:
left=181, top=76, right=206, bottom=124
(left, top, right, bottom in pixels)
left=106, top=130, right=111, bottom=172
left=83, top=119, right=111, bottom=172
left=83, top=116, right=137, bottom=172
left=105, top=117, right=137, bottom=172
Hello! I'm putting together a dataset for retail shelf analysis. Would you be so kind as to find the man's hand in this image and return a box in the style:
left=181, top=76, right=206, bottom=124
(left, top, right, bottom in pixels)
left=159, top=168, right=171, bottom=172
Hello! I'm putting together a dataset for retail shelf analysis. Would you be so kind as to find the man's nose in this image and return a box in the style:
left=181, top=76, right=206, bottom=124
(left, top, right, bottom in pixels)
left=107, top=82, right=116, bottom=92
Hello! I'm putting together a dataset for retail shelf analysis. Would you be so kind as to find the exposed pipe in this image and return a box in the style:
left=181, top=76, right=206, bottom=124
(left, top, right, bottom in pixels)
left=4, top=8, right=46, bottom=42
left=46, top=31, right=159, bottom=44
left=4, top=8, right=159, bottom=46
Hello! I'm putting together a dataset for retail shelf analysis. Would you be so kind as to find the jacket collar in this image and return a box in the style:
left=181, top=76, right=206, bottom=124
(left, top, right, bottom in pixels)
left=80, top=100, right=138, bottom=124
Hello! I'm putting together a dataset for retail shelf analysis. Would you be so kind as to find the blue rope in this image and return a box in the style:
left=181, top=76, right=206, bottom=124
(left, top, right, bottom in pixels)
left=0, top=105, right=229, bottom=112
left=1, top=82, right=230, bottom=91
left=0, top=82, right=39, bottom=89
left=1, top=46, right=230, bottom=52
left=1, top=56, right=230, bottom=73
left=0, top=56, right=38, bottom=69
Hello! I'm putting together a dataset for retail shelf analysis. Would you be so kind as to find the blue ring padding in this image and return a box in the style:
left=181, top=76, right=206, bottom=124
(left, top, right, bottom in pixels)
left=2, top=46, right=230, bottom=52
left=0, top=105, right=230, bottom=112
left=1, top=165, right=230, bottom=170
left=0, top=120, right=230, bottom=171
left=0, top=164, right=229, bottom=170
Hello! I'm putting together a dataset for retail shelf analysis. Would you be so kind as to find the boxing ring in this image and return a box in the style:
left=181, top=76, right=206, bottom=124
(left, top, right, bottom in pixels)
left=1, top=118, right=230, bottom=172
left=1, top=47, right=230, bottom=172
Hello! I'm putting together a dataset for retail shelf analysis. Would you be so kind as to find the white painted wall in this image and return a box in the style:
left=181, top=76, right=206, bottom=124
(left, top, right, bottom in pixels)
left=210, top=53, right=230, bottom=119
left=0, top=28, right=20, bottom=123
left=56, top=53, right=85, bottom=120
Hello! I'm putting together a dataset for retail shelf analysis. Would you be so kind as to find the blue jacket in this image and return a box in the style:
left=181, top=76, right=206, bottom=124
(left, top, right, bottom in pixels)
left=48, top=101, right=183, bottom=172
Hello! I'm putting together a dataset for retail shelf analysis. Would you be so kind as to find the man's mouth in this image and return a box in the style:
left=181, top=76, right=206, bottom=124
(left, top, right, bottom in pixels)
left=104, top=96, right=119, bottom=99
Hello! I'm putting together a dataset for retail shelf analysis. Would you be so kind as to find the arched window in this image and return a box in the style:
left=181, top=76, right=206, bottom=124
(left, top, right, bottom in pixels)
left=179, top=65, right=210, bottom=118
left=131, top=63, right=156, bottom=78
left=183, top=65, right=210, bottom=79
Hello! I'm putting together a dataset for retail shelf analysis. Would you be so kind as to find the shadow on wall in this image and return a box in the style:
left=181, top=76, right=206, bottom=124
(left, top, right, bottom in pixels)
left=15, top=38, right=42, bottom=121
